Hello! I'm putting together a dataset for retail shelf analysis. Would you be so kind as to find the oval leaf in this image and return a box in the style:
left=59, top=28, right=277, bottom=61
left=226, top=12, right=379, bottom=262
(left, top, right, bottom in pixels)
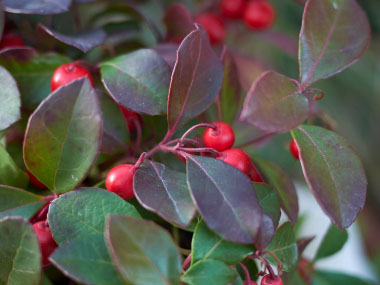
left=2, top=0, right=71, bottom=15
left=101, top=49, right=170, bottom=115
left=0, top=66, right=21, bottom=131
left=0, top=185, right=44, bottom=220
left=292, top=125, right=367, bottom=229
left=163, top=3, right=194, bottom=43
left=314, top=225, right=348, bottom=261
left=299, top=0, right=370, bottom=86
left=186, top=156, right=262, bottom=244
left=134, top=161, right=196, bottom=227
left=48, top=188, right=140, bottom=244
left=255, top=183, right=281, bottom=227
left=167, top=24, right=223, bottom=130
left=0, top=144, right=29, bottom=188
left=38, top=24, right=106, bottom=53
left=24, top=78, right=102, bottom=193
left=50, top=233, right=123, bottom=285
left=0, top=217, right=41, bottom=285
left=313, top=270, right=372, bottom=285
left=105, top=215, right=182, bottom=285
left=240, top=71, right=308, bottom=133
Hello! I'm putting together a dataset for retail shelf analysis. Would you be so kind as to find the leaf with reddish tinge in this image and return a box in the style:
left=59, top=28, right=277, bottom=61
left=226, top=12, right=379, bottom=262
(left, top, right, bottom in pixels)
left=24, top=78, right=102, bottom=193
left=168, top=25, right=223, bottom=130
left=240, top=71, right=308, bottom=133
left=134, top=161, right=196, bottom=227
left=299, top=0, right=370, bottom=87
left=164, top=3, right=194, bottom=43
left=2, top=0, right=71, bottom=15
left=186, top=156, right=262, bottom=244
left=291, top=125, right=367, bottom=229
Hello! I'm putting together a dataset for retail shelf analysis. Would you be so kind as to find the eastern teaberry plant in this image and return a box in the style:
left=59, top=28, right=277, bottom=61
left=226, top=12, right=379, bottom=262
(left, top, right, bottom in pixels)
left=0, top=0, right=371, bottom=284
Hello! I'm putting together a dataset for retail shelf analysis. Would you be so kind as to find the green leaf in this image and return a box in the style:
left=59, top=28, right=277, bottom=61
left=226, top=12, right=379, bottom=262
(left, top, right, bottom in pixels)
left=24, top=78, right=103, bottom=193
left=0, top=66, right=21, bottom=131
left=265, top=222, right=298, bottom=271
left=312, top=270, right=373, bottom=285
left=105, top=215, right=182, bottom=285
left=48, top=188, right=140, bottom=244
left=255, top=183, right=281, bottom=227
left=191, top=220, right=253, bottom=265
left=314, top=225, right=348, bottom=261
left=0, top=217, right=41, bottom=285
left=101, top=49, right=170, bottom=115
left=50, top=233, right=123, bottom=285
left=291, top=125, right=367, bottom=229
left=182, top=259, right=236, bottom=285
left=0, top=144, right=29, bottom=188
left=0, top=185, right=44, bottom=219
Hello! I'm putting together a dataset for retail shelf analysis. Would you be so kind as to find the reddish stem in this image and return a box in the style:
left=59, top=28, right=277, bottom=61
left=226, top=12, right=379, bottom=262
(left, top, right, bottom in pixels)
left=180, top=123, right=216, bottom=142
left=238, top=262, right=251, bottom=283
left=131, top=152, right=146, bottom=172
left=182, top=254, right=192, bottom=271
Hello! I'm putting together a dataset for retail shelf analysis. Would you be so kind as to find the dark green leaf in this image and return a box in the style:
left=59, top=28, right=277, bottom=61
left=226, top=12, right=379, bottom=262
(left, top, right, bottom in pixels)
left=0, top=144, right=28, bottom=188
left=24, top=78, right=103, bottom=193
left=0, top=217, right=41, bottom=285
left=50, top=233, right=123, bottom=285
left=314, top=225, right=348, bottom=261
left=2, top=0, right=71, bottom=15
left=186, top=156, right=262, bottom=244
left=255, top=183, right=281, bottom=227
left=105, top=215, right=182, bottom=285
left=48, top=188, right=140, bottom=244
left=101, top=49, right=170, bottom=115
left=291, top=125, right=367, bottom=229
left=312, top=270, right=373, bottom=285
left=134, top=161, right=196, bottom=227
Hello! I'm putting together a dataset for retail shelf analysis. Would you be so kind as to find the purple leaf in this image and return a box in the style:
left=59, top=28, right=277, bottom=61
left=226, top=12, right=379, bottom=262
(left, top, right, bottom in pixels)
left=186, top=156, right=262, bottom=244
left=240, top=71, right=308, bottom=133
left=154, top=43, right=178, bottom=70
left=38, top=24, right=106, bottom=53
left=299, top=0, right=370, bottom=87
left=163, top=3, right=194, bottom=43
left=167, top=24, right=223, bottom=131
left=255, top=214, right=275, bottom=250
left=134, top=161, right=196, bottom=227
left=2, top=0, right=72, bottom=15
left=0, top=47, right=38, bottom=61
left=291, top=125, right=367, bottom=229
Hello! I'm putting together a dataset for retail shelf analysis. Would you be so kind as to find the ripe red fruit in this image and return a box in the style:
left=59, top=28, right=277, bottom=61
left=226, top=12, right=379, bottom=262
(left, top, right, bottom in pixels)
left=50, top=63, right=94, bottom=92
left=221, top=0, right=246, bottom=19
left=195, top=14, right=225, bottom=44
left=105, top=164, right=136, bottom=200
left=32, top=221, right=58, bottom=266
left=203, top=121, right=235, bottom=152
left=248, top=164, right=263, bottom=183
left=0, top=33, right=25, bottom=49
left=119, top=106, right=142, bottom=132
left=217, top=148, right=251, bottom=174
left=261, top=274, right=283, bottom=285
left=244, top=1, right=275, bottom=30
left=27, top=171, right=48, bottom=190
left=289, top=139, right=300, bottom=160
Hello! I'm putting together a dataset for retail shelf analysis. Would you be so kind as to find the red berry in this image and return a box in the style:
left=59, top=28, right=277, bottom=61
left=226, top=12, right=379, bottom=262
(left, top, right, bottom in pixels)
left=221, top=0, right=246, bottom=19
left=289, top=139, right=300, bottom=160
left=244, top=1, right=275, bottom=30
left=217, top=148, right=251, bottom=174
left=50, top=63, right=94, bottom=92
left=105, top=164, right=135, bottom=200
left=248, top=163, right=263, bottom=183
left=203, top=121, right=235, bottom=152
left=261, top=274, right=283, bottom=285
left=32, top=221, right=58, bottom=266
left=27, top=171, right=48, bottom=190
left=0, top=33, right=25, bottom=49
left=195, top=14, right=225, bottom=44
left=119, top=106, right=142, bottom=132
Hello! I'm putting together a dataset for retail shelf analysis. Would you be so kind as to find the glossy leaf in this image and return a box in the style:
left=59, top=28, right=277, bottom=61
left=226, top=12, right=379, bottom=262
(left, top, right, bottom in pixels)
left=38, top=25, right=106, bottom=53
left=163, top=3, right=194, bottom=42
left=105, top=215, right=182, bottom=285
left=0, top=217, right=41, bottom=285
left=292, top=125, right=367, bottom=229
left=186, top=156, right=262, bottom=244
left=0, top=144, right=29, bottom=188
left=299, top=0, right=370, bottom=86
left=191, top=220, right=253, bottom=265
left=2, top=0, right=71, bottom=15
left=24, top=79, right=102, bottom=193
left=313, top=270, right=372, bottom=285
left=314, top=225, right=348, bottom=261
left=254, top=157, right=299, bottom=225
left=182, top=259, right=236, bottom=285
left=167, top=24, right=223, bottom=130
left=255, top=183, right=281, bottom=227
left=240, top=71, right=308, bottom=133
left=50, top=233, right=123, bottom=285
left=0, top=185, right=44, bottom=219
left=134, top=161, right=196, bottom=227
left=48, top=188, right=140, bottom=244
left=0, top=66, right=21, bottom=131
left=255, top=213, right=275, bottom=251
left=101, top=49, right=170, bottom=115
left=265, top=222, right=298, bottom=271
